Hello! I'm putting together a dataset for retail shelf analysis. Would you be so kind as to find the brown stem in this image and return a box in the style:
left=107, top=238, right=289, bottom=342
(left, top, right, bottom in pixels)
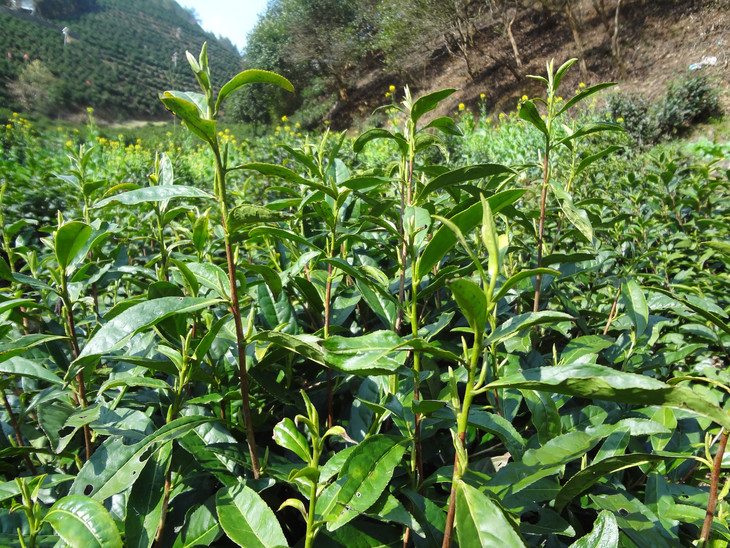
left=65, top=302, right=93, bottom=461
left=1, top=390, right=36, bottom=474
left=154, top=470, right=173, bottom=546
left=603, top=289, right=621, bottom=335
left=700, top=429, right=728, bottom=546
left=441, top=431, right=466, bottom=548
left=224, top=236, right=260, bottom=478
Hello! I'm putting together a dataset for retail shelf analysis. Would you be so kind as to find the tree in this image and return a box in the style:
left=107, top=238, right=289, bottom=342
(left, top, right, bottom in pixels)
left=592, top=0, right=626, bottom=77
left=487, top=0, right=523, bottom=69
left=35, top=0, right=97, bottom=19
left=8, top=59, right=63, bottom=115
left=538, top=0, right=589, bottom=79
left=377, top=0, right=482, bottom=79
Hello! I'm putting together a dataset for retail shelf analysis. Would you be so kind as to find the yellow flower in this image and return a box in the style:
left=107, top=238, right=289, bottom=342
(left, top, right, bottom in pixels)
left=385, top=92, right=391, bottom=98
left=86, top=106, right=94, bottom=114
left=389, top=85, right=396, bottom=92
left=295, top=122, right=301, bottom=128
left=617, top=117, right=624, bottom=123
left=65, top=140, right=73, bottom=147
left=556, top=97, right=563, bottom=102
left=458, top=103, right=465, bottom=111
left=480, top=93, right=486, bottom=99
left=540, top=114, right=546, bottom=119
left=521, top=95, right=528, bottom=101
left=579, top=82, right=586, bottom=88
left=281, top=115, right=288, bottom=122
left=5, top=124, right=11, bottom=129
left=499, top=112, right=505, bottom=119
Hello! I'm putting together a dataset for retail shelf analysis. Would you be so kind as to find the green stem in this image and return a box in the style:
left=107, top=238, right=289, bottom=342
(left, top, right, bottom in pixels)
left=533, top=149, right=550, bottom=314
left=442, top=333, right=482, bottom=547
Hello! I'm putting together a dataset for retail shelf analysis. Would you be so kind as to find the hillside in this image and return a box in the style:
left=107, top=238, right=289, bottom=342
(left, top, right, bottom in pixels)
left=0, top=0, right=242, bottom=119
left=252, top=0, right=730, bottom=131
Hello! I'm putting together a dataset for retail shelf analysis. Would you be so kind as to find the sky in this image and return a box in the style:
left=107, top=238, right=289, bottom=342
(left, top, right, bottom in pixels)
left=178, top=0, right=270, bottom=53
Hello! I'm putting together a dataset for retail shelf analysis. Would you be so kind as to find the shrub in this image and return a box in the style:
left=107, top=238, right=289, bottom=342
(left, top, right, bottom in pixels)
left=607, top=75, right=721, bottom=146
left=655, top=75, right=721, bottom=135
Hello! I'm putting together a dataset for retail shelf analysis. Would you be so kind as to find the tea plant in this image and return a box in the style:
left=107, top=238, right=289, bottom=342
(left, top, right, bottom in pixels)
left=0, top=45, right=729, bottom=548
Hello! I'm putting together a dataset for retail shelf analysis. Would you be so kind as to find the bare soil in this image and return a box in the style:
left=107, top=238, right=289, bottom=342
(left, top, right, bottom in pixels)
left=333, top=0, right=730, bottom=129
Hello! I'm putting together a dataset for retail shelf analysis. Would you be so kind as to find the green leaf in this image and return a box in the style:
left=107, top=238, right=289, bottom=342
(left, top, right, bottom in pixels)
left=125, top=442, right=172, bottom=548
left=552, top=58, right=577, bottom=91
left=0, top=334, right=66, bottom=365
left=253, top=331, right=325, bottom=364
left=486, top=364, right=730, bottom=430
left=557, top=82, right=617, bottom=117
left=249, top=226, right=324, bottom=252
left=173, top=500, right=222, bottom=548
left=227, top=204, right=287, bottom=233
left=319, top=435, right=408, bottom=531
left=555, top=453, right=670, bottom=512
left=55, top=221, right=92, bottom=270
left=569, top=510, right=619, bottom=548
left=518, top=100, right=548, bottom=136
left=353, top=128, right=408, bottom=155
left=576, top=145, right=623, bottom=176
left=411, top=89, right=456, bottom=126
left=216, top=482, right=287, bottom=548
left=424, top=116, right=463, bottom=136
left=493, top=268, right=561, bottom=303
left=651, top=287, right=730, bottom=338
left=417, top=164, right=514, bottom=203
left=69, top=416, right=213, bottom=501
left=273, top=418, right=310, bottom=463
left=621, top=278, right=648, bottom=338
left=1, top=356, right=62, bottom=384
left=455, top=479, right=525, bottom=548
left=550, top=180, right=593, bottom=242
left=159, top=92, right=217, bottom=148
left=449, top=279, right=487, bottom=335
left=215, top=69, right=293, bottom=115
left=93, top=186, right=214, bottom=208
left=555, top=122, right=623, bottom=147
left=321, top=330, right=406, bottom=375
left=73, top=297, right=220, bottom=369
left=485, top=311, right=573, bottom=346
left=417, top=189, right=525, bottom=280
left=232, top=162, right=337, bottom=199
left=43, top=496, right=123, bottom=548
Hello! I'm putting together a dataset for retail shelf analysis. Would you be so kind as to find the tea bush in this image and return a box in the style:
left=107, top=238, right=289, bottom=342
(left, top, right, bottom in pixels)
left=607, top=75, right=721, bottom=146
left=0, top=49, right=730, bottom=548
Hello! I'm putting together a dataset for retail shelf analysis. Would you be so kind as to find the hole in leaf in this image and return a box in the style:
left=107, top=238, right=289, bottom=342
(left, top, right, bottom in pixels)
left=618, top=508, right=629, bottom=517
left=84, top=484, right=93, bottom=496
left=356, top=492, right=361, bottom=498
left=138, top=446, right=156, bottom=462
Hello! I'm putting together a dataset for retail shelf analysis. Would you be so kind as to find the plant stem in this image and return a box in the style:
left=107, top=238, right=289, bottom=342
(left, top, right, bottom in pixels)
left=533, top=151, right=550, bottom=314
left=442, top=335, right=482, bottom=547
left=700, top=429, right=728, bottom=546
left=61, top=278, right=92, bottom=461
left=324, top=261, right=334, bottom=428
left=216, top=156, right=260, bottom=478
left=304, top=441, right=321, bottom=548
left=1, top=391, right=36, bottom=474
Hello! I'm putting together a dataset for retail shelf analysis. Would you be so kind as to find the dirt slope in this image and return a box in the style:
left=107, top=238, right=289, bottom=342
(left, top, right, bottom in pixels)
left=337, top=0, right=730, bottom=128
